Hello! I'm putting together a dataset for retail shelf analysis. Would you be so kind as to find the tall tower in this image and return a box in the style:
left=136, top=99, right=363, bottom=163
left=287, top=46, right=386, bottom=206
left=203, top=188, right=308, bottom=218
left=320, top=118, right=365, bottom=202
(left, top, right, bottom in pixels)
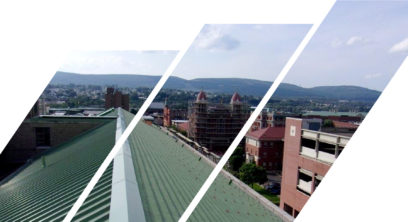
left=230, top=92, right=242, bottom=113
left=188, top=90, right=208, bottom=144
left=163, top=98, right=171, bottom=127
left=105, top=87, right=114, bottom=109
left=104, top=87, right=129, bottom=111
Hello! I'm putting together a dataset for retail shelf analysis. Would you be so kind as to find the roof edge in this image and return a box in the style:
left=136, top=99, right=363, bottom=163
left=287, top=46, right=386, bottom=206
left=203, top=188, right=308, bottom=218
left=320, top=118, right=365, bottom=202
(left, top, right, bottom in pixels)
left=109, top=108, right=146, bottom=222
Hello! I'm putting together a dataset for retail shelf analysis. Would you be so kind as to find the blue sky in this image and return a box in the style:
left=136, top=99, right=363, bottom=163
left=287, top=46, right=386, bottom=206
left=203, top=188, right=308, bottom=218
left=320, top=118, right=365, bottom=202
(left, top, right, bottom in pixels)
left=284, top=1, right=408, bottom=91
left=173, top=24, right=310, bottom=82
left=59, top=2, right=408, bottom=91
left=59, top=50, right=177, bottom=75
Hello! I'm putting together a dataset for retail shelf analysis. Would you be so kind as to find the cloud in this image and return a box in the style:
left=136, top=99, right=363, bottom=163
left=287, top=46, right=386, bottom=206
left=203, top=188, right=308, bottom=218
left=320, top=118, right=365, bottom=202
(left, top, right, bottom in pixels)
left=331, top=36, right=369, bottom=48
left=346, top=36, right=364, bottom=46
left=364, top=73, right=383, bottom=79
left=389, top=38, right=408, bottom=53
left=331, top=38, right=343, bottom=48
left=195, top=25, right=240, bottom=51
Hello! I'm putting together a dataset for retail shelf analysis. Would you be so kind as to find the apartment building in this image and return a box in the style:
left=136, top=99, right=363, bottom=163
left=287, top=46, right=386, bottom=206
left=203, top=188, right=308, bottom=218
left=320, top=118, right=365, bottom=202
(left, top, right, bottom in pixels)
left=245, top=126, right=285, bottom=171
left=280, top=117, right=351, bottom=218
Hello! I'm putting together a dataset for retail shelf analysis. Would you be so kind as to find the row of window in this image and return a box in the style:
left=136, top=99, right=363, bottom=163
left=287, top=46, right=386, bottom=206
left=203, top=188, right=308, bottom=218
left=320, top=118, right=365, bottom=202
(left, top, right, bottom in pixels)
left=296, top=167, right=322, bottom=196
left=283, top=203, right=300, bottom=218
left=245, top=138, right=275, bottom=147
left=262, top=162, right=281, bottom=167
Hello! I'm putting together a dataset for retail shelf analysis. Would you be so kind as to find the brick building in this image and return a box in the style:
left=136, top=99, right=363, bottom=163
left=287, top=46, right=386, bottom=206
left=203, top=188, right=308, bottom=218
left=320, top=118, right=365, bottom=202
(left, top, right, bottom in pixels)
left=188, top=91, right=249, bottom=151
left=251, top=110, right=300, bottom=132
left=245, top=126, right=285, bottom=171
left=163, top=99, right=188, bottom=127
left=105, top=87, right=129, bottom=111
left=279, top=117, right=351, bottom=218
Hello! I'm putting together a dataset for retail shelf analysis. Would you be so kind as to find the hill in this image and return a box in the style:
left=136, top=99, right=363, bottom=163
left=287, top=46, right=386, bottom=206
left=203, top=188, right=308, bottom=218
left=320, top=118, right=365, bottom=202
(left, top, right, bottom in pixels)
left=50, top=71, right=381, bottom=101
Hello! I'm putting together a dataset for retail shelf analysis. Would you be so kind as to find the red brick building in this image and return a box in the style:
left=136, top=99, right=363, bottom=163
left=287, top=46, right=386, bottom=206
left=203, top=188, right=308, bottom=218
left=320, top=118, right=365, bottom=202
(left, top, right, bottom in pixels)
left=163, top=99, right=188, bottom=128
left=163, top=100, right=171, bottom=127
left=245, top=126, right=285, bottom=171
left=105, top=87, right=129, bottom=111
left=280, top=117, right=351, bottom=218
left=250, top=110, right=300, bottom=132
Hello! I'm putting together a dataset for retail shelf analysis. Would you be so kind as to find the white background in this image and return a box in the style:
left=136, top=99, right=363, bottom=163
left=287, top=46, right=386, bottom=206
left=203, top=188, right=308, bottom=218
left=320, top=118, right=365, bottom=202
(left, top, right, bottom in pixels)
left=1, top=0, right=408, bottom=221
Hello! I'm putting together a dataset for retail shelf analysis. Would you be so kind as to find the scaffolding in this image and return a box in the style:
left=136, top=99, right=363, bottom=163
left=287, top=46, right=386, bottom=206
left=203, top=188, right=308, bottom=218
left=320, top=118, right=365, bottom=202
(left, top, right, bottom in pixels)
left=187, top=100, right=249, bottom=151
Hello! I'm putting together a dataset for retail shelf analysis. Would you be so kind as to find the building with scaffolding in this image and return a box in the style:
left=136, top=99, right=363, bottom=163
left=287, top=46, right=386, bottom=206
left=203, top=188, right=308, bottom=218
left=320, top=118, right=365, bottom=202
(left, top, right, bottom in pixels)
left=187, top=91, right=249, bottom=151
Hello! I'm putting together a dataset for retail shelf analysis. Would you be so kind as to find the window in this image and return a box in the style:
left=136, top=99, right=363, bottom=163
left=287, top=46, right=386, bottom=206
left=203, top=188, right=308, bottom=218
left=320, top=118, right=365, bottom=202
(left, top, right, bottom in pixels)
left=315, top=174, right=323, bottom=190
left=35, top=127, right=50, bottom=147
left=319, top=141, right=336, bottom=155
left=301, top=138, right=316, bottom=149
left=283, top=203, right=293, bottom=215
left=297, top=168, right=313, bottom=195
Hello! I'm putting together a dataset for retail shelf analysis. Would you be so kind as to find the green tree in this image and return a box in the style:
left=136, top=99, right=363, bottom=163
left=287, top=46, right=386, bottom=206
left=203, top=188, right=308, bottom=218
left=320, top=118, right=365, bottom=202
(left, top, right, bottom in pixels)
left=238, top=163, right=268, bottom=187
left=323, top=119, right=334, bottom=127
left=229, top=146, right=245, bottom=171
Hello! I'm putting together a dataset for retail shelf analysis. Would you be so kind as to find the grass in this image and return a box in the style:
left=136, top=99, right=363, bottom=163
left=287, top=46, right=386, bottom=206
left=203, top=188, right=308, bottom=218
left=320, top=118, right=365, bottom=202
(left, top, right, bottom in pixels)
left=252, top=183, right=280, bottom=206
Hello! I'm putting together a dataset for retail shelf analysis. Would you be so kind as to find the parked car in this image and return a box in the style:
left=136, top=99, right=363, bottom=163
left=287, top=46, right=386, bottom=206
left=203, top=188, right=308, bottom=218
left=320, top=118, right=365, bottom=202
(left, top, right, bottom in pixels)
left=266, top=183, right=281, bottom=195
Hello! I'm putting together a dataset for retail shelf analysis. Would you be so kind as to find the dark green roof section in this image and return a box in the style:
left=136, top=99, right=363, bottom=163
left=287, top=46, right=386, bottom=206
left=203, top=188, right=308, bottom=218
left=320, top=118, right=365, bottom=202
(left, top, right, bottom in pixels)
left=122, top=110, right=284, bottom=222
left=0, top=119, right=116, bottom=221
left=72, top=163, right=113, bottom=222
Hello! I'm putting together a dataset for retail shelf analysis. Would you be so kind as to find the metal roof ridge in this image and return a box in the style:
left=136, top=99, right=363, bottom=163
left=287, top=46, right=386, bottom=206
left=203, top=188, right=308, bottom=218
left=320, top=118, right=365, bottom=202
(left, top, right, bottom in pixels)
left=97, top=107, right=116, bottom=116
left=109, top=108, right=146, bottom=222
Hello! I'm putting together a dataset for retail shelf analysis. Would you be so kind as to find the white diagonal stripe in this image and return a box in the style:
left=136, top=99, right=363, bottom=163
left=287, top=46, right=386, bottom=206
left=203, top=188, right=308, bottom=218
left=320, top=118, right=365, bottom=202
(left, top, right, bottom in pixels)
left=178, top=4, right=335, bottom=222
left=63, top=26, right=202, bottom=222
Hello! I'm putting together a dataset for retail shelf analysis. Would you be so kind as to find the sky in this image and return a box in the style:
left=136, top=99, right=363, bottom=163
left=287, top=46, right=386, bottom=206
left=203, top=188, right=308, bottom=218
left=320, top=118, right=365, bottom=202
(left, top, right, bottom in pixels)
left=173, top=24, right=310, bottom=82
left=58, top=1, right=408, bottom=91
left=284, top=1, right=408, bottom=91
left=58, top=50, right=177, bottom=75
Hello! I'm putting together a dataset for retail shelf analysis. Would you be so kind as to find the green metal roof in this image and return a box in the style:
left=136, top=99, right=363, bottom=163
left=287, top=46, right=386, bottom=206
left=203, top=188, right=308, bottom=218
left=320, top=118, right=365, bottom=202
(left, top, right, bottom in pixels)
left=122, top=110, right=285, bottom=222
left=0, top=108, right=287, bottom=221
left=72, top=163, right=113, bottom=221
left=0, top=119, right=116, bottom=221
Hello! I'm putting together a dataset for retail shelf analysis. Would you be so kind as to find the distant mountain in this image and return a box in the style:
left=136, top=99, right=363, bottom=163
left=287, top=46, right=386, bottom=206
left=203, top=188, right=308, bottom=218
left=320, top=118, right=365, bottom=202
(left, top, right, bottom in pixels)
left=51, top=72, right=381, bottom=101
